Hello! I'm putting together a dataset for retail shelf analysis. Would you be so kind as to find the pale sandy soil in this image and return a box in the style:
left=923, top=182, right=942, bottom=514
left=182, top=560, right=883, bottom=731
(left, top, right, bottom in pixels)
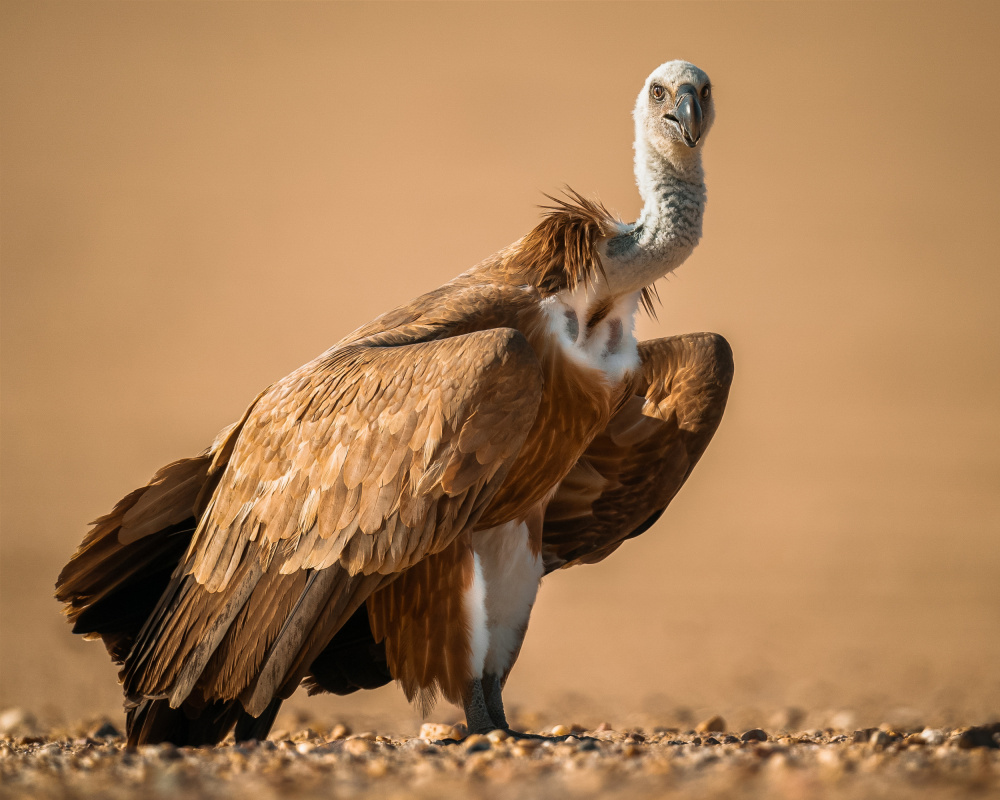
left=2, top=712, right=998, bottom=800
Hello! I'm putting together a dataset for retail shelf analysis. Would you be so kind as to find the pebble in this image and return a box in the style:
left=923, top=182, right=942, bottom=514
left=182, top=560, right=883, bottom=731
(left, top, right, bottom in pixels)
left=853, top=728, right=878, bottom=744
left=90, top=722, right=121, bottom=739
left=486, top=729, right=509, bottom=744
left=956, top=724, right=1000, bottom=749
left=550, top=724, right=571, bottom=736
left=0, top=708, right=39, bottom=737
left=828, top=710, right=856, bottom=731
left=696, top=715, right=726, bottom=734
left=919, top=728, right=946, bottom=746
left=463, top=734, right=491, bottom=752
left=328, top=723, right=351, bottom=739
left=741, top=729, right=769, bottom=743
left=344, top=737, right=374, bottom=756
left=419, top=722, right=465, bottom=741
left=869, top=730, right=891, bottom=750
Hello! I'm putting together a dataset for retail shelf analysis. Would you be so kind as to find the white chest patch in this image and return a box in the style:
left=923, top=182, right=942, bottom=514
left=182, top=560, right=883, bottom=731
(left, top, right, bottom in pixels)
left=541, top=288, right=641, bottom=383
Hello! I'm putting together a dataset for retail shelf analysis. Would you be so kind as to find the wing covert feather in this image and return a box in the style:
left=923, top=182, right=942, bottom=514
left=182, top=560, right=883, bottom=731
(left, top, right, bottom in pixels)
left=189, top=328, right=542, bottom=588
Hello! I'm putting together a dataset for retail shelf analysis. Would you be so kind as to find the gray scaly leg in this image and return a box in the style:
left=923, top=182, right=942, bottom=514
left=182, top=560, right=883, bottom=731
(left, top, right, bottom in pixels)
left=481, top=672, right=550, bottom=739
left=462, top=678, right=496, bottom=736
left=482, top=672, right=508, bottom=730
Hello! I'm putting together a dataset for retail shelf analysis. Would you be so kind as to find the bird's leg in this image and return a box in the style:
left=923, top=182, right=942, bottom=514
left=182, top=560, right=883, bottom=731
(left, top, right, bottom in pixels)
left=481, top=672, right=509, bottom=729
left=462, top=677, right=496, bottom=736
left=481, top=672, right=553, bottom=740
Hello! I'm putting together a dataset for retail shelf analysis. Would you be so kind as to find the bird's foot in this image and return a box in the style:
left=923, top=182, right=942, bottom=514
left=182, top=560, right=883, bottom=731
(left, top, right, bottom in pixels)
left=502, top=729, right=554, bottom=740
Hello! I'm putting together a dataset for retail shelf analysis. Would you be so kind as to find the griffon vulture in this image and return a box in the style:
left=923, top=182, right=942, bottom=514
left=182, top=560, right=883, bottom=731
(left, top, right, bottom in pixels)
left=56, top=60, right=733, bottom=745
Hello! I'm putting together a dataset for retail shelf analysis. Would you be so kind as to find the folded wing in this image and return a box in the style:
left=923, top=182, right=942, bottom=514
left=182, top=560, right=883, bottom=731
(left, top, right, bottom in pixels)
left=542, top=333, right=733, bottom=572
left=122, top=328, right=543, bottom=718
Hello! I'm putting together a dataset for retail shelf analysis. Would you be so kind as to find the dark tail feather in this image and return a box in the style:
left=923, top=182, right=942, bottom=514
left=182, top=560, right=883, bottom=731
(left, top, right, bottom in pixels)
left=234, top=697, right=283, bottom=742
left=304, top=603, right=392, bottom=696
left=126, top=698, right=244, bottom=747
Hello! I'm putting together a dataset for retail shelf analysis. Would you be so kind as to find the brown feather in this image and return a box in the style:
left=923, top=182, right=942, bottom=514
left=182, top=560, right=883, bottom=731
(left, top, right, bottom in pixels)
left=542, top=333, right=734, bottom=572
left=366, top=534, right=477, bottom=711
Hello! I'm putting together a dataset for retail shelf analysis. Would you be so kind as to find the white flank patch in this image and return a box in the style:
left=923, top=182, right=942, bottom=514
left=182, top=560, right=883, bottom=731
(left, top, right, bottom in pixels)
left=472, top=521, right=545, bottom=678
left=463, top=552, right=489, bottom=680
left=540, top=288, right=641, bottom=383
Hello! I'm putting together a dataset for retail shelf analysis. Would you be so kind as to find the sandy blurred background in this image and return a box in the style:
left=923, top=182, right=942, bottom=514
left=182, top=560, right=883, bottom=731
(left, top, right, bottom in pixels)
left=2, top=2, right=998, bottom=736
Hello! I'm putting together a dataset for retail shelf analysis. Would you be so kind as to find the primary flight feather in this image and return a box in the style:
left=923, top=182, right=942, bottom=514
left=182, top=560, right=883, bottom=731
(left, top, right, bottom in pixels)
left=56, top=60, right=733, bottom=745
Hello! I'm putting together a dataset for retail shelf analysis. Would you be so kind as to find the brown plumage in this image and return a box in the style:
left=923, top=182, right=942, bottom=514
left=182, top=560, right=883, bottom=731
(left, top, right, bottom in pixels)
left=57, top=59, right=731, bottom=744
left=542, top=332, right=734, bottom=572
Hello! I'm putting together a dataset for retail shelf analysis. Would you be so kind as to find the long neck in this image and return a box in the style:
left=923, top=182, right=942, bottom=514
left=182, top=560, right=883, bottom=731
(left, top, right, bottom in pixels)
left=603, top=140, right=706, bottom=289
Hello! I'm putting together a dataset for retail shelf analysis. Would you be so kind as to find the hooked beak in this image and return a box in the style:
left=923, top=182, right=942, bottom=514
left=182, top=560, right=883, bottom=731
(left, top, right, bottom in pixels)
left=664, top=84, right=703, bottom=147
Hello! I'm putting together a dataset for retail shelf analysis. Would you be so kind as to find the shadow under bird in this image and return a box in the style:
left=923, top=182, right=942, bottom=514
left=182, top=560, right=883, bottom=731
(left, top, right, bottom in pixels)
left=56, top=60, right=733, bottom=746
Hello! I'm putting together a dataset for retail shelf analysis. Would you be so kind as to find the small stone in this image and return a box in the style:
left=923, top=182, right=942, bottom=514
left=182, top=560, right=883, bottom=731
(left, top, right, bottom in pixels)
left=0, top=709, right=38, bottom=737
left=420, top=722, right=464, bottom=741
left=625, top=732, right=646, bottom=743
left=869, top=730, right=891, bottom=750
left=486, top=729, right=509, bottom=744
left=344, top=737, right=373, bottom=756
left=919, top=728, right=945, bottom=746
left=550, top=724, right=571, bottom=736
left=703, top=737, right=720, bottom=746
left=829, top=710, right=856, bottom=731
left=328, top=724, right=351, bottom=740
left=956, top=724, right=1000, bottom=750
left=464, top=734, right=491, bottom=752
left=696, top=715, right=726, bottom=734
left=853, top=728, right=878, bottom=744
left=295, top=742, right=315, bottom=755
left=723, top=735, right=740, bottom=744
left=741, top=729, right=768, bottom=743
left=91, top=722, right=121, bottom=739
left=595, top=722, right=612, bottom=732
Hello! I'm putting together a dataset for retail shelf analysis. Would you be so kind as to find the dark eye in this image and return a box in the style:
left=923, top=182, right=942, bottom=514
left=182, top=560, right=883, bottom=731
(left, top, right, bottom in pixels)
left=650, top=84, right=665, bottom=102
left=701, top=84, right=711, bottom=101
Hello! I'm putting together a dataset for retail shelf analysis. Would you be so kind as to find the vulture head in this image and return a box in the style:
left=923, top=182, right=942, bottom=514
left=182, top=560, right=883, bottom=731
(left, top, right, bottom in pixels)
left=634, top=60, right=714, bottom=182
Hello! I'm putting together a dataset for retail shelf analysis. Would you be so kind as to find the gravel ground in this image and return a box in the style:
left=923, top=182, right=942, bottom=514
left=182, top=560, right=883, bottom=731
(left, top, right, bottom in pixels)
left=2, top=712, right=998, bottom=800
